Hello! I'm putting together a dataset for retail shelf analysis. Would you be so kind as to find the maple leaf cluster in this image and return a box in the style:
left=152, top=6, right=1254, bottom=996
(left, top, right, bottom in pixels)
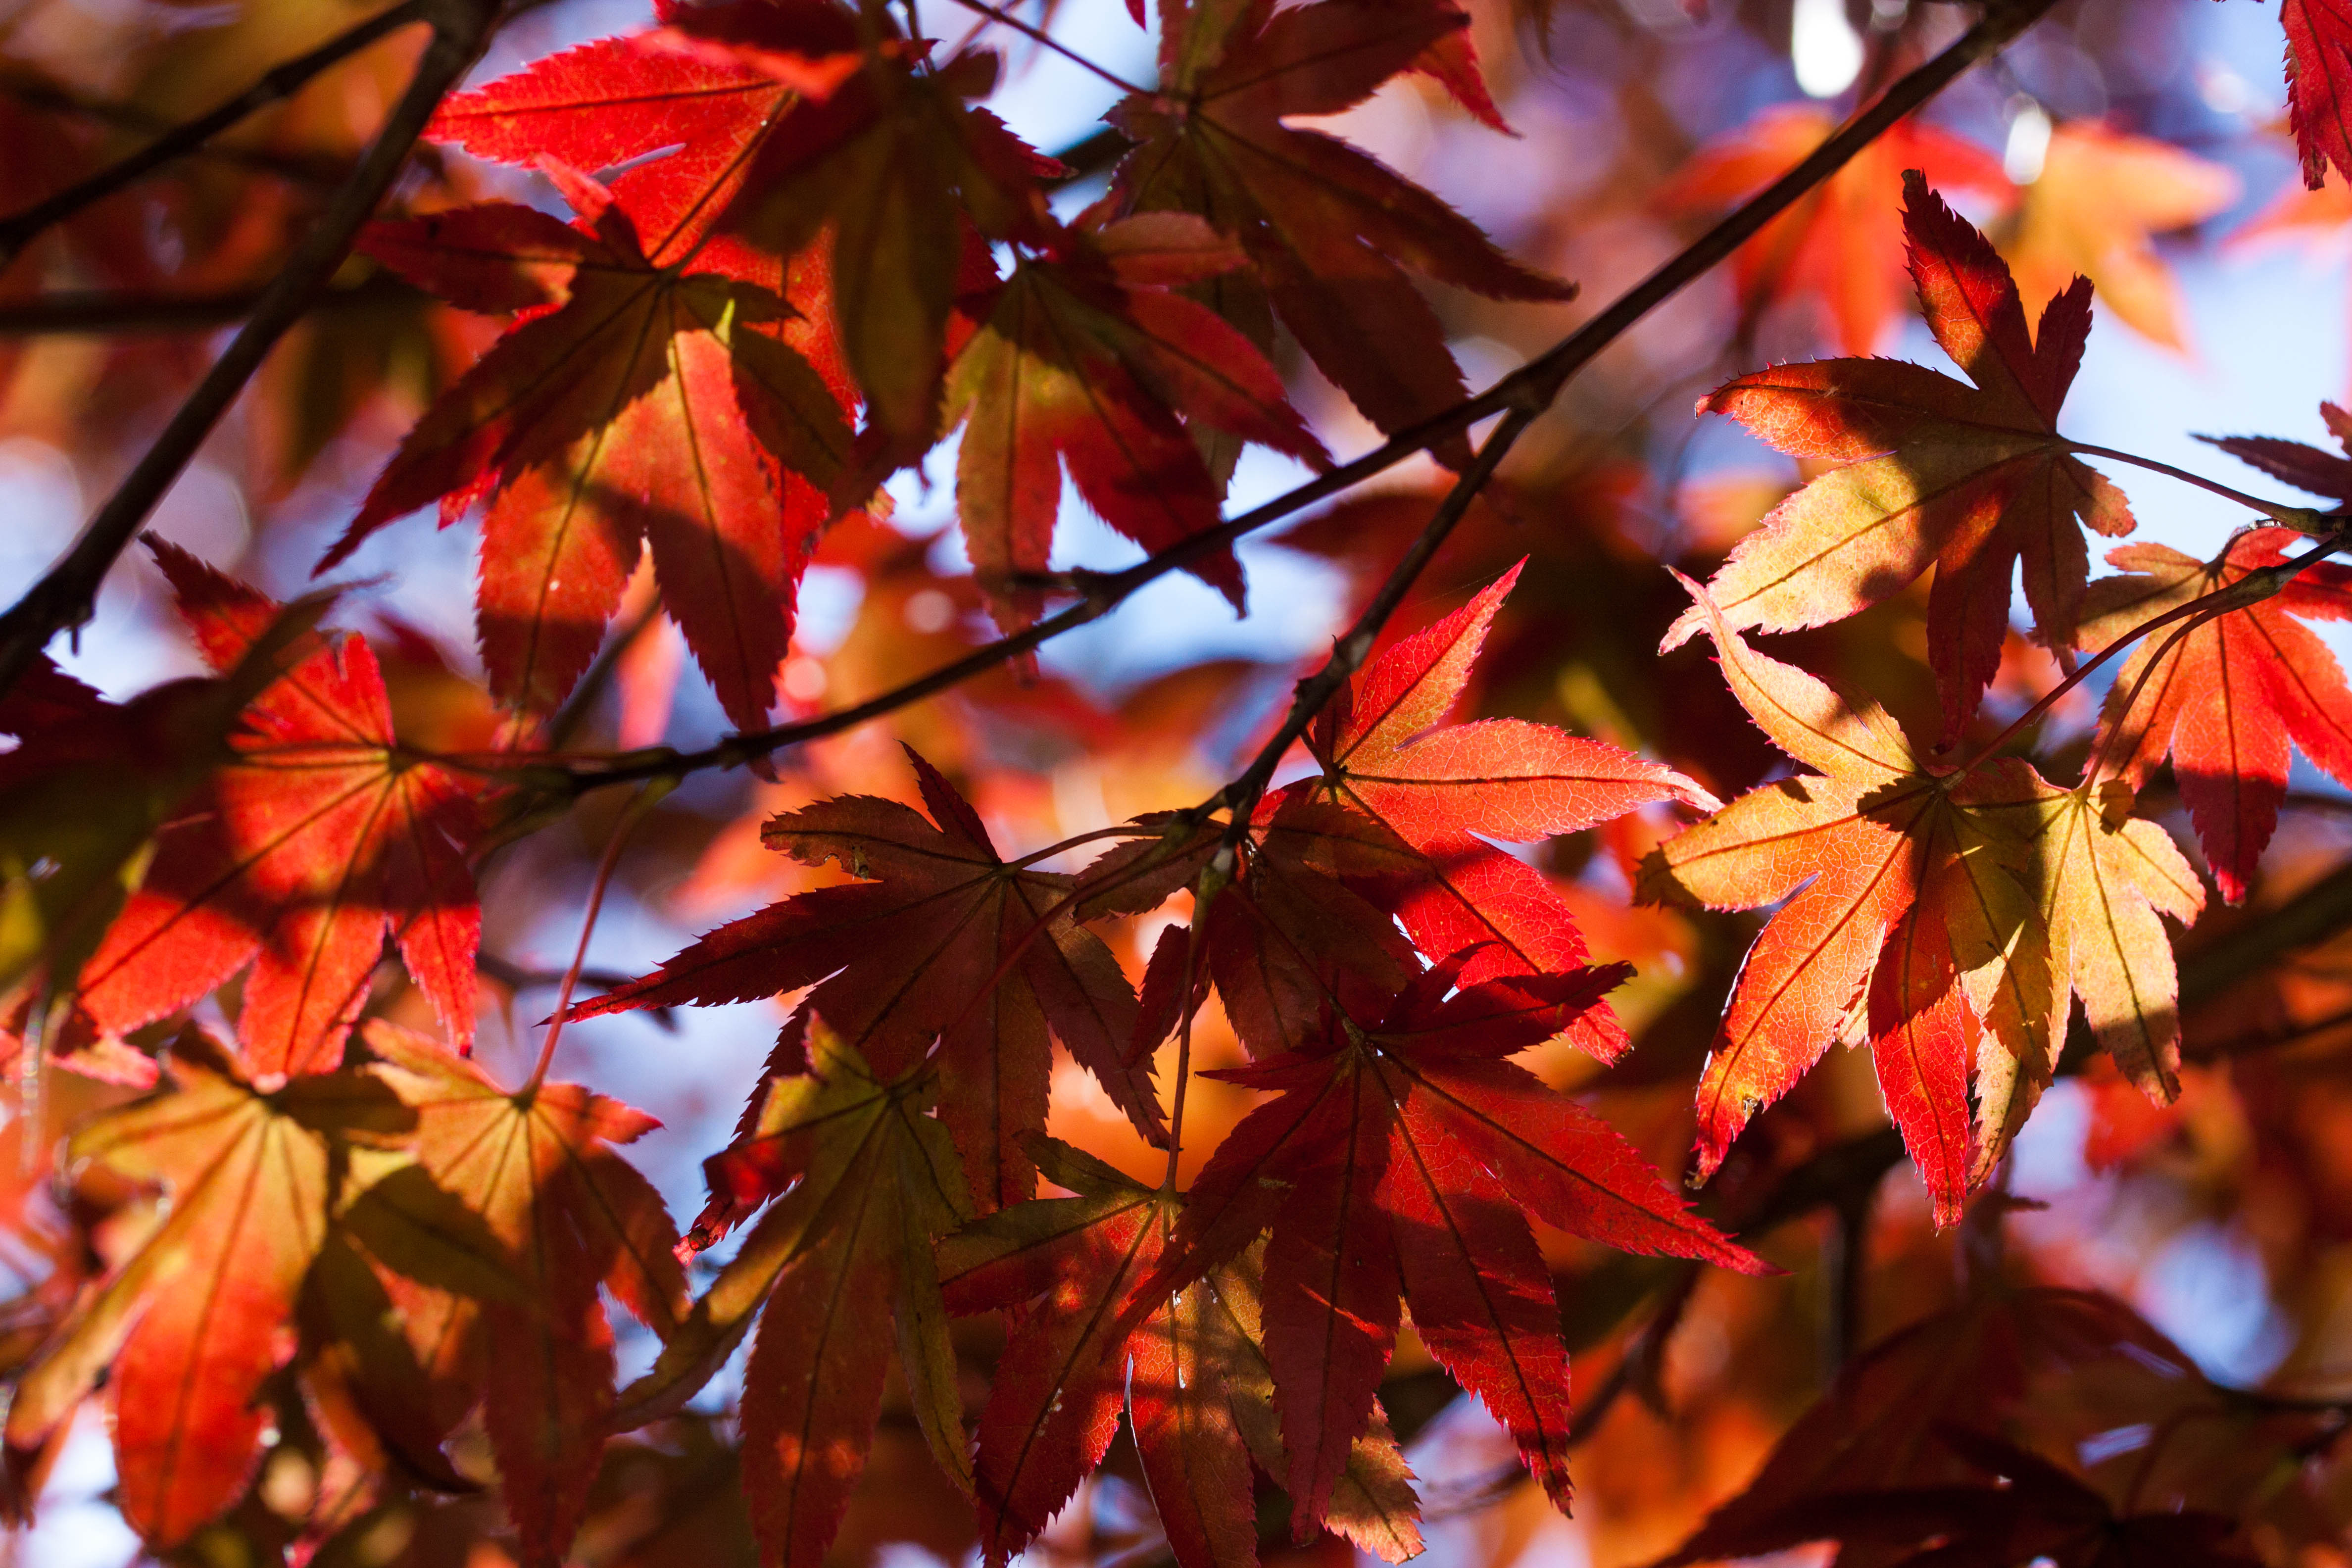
left=6, top=0, right=2352, bottom=1565
left=576, top=565, right=1762, bottom=1568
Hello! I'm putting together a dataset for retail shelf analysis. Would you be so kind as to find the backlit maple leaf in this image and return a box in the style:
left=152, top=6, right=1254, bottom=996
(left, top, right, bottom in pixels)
left=1670, top=171, right=2134, bottom=740
left=677, top=0, right=1062, bottom=444
left=1, top=1034, right=370, bottom=1547
left=2203, top=398, right=2352, bottom=504
left=1659, top=105, right=2007, bottom=355
left=330, top=174, right=853, bottom=732
left=1107, top=0, right=1575, bottom=442
left=1648, top=580, right=2206, bottom=1212
left=362, top=1021, right=687, bottom=1568
left=946, top=212, right=1329, bottom=629
left=2075, top=526, right=2352, bottom=903
left=606, top=1018, right=970, bottom=1568
left=1293, top=562, right=1717, bottom=1052
left=1144, top=955, right=1761, bottom=1534
left=73, top=543, right=481, bottom=1077
left=1643, top=581, right=2057, bottom=1223
left=938, top=1138, right=1422, bottom=1568
left=2284, top=0, right=2352, bottom=187
left=0, top=608, right=329, bottom=1036
left=575, top=746, right=1160, bottom=1213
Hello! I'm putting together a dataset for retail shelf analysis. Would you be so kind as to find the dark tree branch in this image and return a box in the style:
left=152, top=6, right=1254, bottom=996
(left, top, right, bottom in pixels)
left=0, top=68, right=354, bottom=189
left=0, top=0, right=508, bottom=699
left=0, top=273, right=425, bottom=335
left=484, top=0, right=2063, bottom=798
left=0, top=0, right=432, bottom=271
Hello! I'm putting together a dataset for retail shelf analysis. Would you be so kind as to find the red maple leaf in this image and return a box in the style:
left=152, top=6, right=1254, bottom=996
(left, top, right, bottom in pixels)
left=945, top=212, right=1328, bottom=629
left=1144, top=956, right=1763, bottom=1534
left=74, top=543, right=482, bottom=1077
left=939, top=1138, right=1422, bottom=1568
left=1107, top=0, right=1574, bottom=442
left=1671, top=172, right=2132, bottom=739
left=2076, top=525, right=2352, bottom=903
left=330, top=165, right=853, bottom=731
left=363, top=1021, right=688, bottom=1568
left=1292, top=562, right=1717, bottom=1053
left=574, top=746, right=1161, bottom=1214
left=2, top=1034, right=352, bottom=1547
left=2286, top=0, right=2352, bottom=188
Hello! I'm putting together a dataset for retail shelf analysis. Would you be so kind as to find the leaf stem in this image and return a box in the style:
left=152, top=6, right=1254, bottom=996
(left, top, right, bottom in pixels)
left=2065, top=441, right=2326, bottom=526
left=941, top=0, right=1149, bottom=97
left=0, top=0, right=507, bottom=700
left=0, top=275, right=427, bottom=336
left=1161, top=894, right=1212, bottom=1193
left=527, top=779, right=671, bottom=1094
left=0, top=0, right=433, bottom=271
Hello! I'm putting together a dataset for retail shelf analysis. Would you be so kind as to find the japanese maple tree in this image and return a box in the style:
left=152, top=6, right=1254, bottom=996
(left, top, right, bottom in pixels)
left=0, top=0, right=2347, bottom=1566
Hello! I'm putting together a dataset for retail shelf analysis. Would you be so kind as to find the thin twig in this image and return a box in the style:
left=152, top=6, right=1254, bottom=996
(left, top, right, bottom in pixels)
left=1821, top=1179, right=1881, bottom=1374
left=942, top=0, right=1149, bottom=95
left=0, top=68, right=353, bottom=187
left=473, top=0, right=2062, bottom=799
left=2068, top=441, right=2329, bottom=529
left=0, top=0, right=431, bottom=271
left=1161, top=892, right=1214, bottom=1192
left=0, top=274, right=425, bottom=336
left=1960, top=536, right=2344, bottom=775
left=0, top=0, right=505, bottom=700
left=526, top=780, right=669, bottom=1093
left=1214, top=404, right=1539, bottom=843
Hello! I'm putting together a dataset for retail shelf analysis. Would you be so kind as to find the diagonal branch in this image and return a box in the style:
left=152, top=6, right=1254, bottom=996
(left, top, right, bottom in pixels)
left=0, top=274, right=426, bottom=336
left=0, top=68, right=355, bottom=189
left=0, top=0, right=431, bottom=271
left=507, top=0, right=2065, bottom=799
left=0, top=0, right=508, bottom=699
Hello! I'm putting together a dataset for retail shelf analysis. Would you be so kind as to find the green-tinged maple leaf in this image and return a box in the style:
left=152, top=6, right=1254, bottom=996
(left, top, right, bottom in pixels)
left=1640, top=580, right=2057, bottom=1223
left=71, top=544, right=480, bottom=1077
left=574, top=745, right=1160, bottom=1213
left=1648, top=577, right=2209, bottom=1209
left=1107, top=0, right=1574, bottom=442
left=945, top=212, right=1328, bottom=630
left=1, top=1034, right=404, bottom=1548
left=1982, top=769, right=2205, bottom=1129
left=937, top=1138, right=1422, bottom=1568
left=1140, top=954, right=1762, bottom=1536
left=2074, top=526, right=2352, bottom=905
left=608, top=1017, right=969, bottom=1568
left=1669, top=171, right=2134, bottom=738
left=328, top=171, right=852, bottom=732
left=362, top=1021, right=687, bottom=1568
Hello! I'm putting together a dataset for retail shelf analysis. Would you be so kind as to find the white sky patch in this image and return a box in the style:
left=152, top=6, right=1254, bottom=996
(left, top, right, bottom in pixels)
left=2004, top=98, right=2053, bottom=185
left=1792, top=0, right=1864, bottom=99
